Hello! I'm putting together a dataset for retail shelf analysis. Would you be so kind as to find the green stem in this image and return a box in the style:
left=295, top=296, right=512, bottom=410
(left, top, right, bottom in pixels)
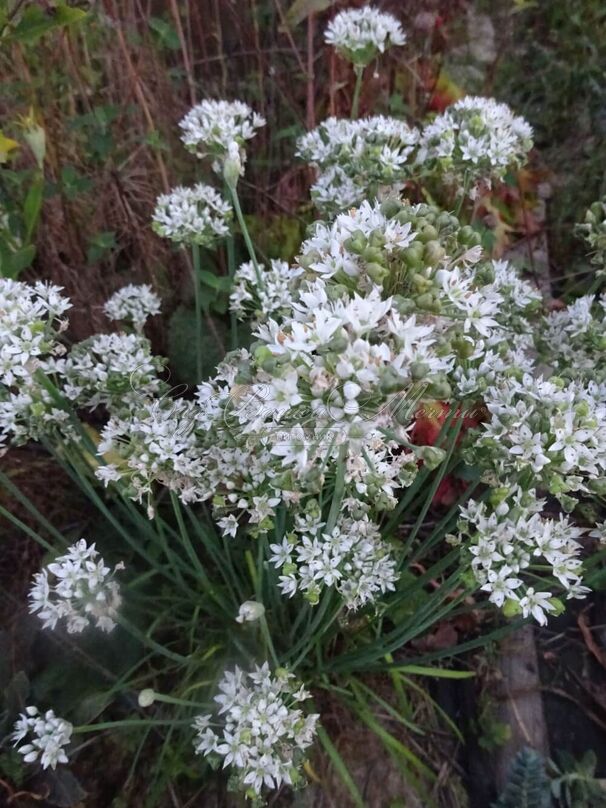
left=191, top=243, right=203, bottom=381
left=351, top=65, right=364, bottom=119
left=226, top=232, right=239, bottom=350
left=227, top=182, right=264, bottom=289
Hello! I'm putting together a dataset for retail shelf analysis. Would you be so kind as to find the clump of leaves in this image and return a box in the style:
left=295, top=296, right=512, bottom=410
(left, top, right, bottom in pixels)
left=493, top=747, right=551, bottom=808
left=550, top=750, right=606, bottom=808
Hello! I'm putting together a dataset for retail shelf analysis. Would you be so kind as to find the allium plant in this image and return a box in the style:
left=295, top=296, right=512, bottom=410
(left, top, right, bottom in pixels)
left=575, top=197, right=606, bottom=275
left=29, top=539, right=123, bottom=633
left=12, top=707, right=73, bottom=770
left=179, top=99, right=266, bottom=174
left=3, top=7, right=606, bottom=805
left=103, top=283, right=161, bottom=332
left=325, top=6, right=406, bottom=67
left=418, top=96, right=533, bottom=194
left=296, top=116, right=419, bottom=213
left=193, top=664, right=318, bottom=799
left=325, top=7, right=406, bottom=117
left=151, top=183, right=232, bottom=246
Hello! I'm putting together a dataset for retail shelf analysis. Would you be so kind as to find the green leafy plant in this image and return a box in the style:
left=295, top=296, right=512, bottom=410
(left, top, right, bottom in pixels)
left=494, top=748, right=552, bottom=808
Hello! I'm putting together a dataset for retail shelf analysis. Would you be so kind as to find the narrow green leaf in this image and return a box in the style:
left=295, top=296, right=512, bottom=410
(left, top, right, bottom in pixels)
left=317, top=726, right=365, bottom=808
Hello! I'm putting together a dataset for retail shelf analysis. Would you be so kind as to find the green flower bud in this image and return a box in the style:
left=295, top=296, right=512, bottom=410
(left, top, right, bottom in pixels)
left=418, top=224, right=439, bottom=243
left=366, top=262, right=389, bottom=284
left=416, top=445, right=446, bottom=470
left=424, top=241, right=446, bottom=266
left=503, top=598, right=522, bottom=618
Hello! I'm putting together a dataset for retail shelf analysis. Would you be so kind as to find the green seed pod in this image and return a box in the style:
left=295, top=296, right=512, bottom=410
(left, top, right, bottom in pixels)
left=410, top=361, right=429, bottom=381
left=415, top=292, right=434, bottom=309
left=379, top=366, right=408, bottom=394
left=392, top=295, right=416, bottom=315
left=424, top=240, right=446, bottom=266
left=458, top=225, right=476, bottom=245
left=366, top=262, right=389, bottom=284
left=344, top=230, right=367, bottom=254
left=380, top=198, right=403, bottom=218
left=402, top=242, right=425, bottom=268
left=418, top=224, right=439, bottom=244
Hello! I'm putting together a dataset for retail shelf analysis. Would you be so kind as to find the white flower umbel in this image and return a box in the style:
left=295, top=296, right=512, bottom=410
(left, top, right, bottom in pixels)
left=297, top=117, right=419, bottom=213
left=12, top=706, right=72, bottom=770
left=575, top=197, right=606, bottom=275
left=0, top=378, right=76, bottom=453
left=0, top=279, right=71, bottom=387
left=179, top=99, right=265, bottom=175
left=104, top=284, right=161, bottom=332
left=270, top=511, right=398, bottom=609
left=459, top=488, right=590, bottom=625
left=192, top=663, right=318, bottom=797
left=418, top=96, right=533, bottom=188
left=325, top=6, right=406, bottom=66
left=537, top=293, right=606, bottom=384
left=29, top=539, right=123, bottom=633
left=230, top=259, right=303, bottom=323
left=96, top=397, right=204, bottom=513
left=152, top=184, right=232, bottom=246
left=62, top=333, right=165, bottom=412
left=473, top=374, right=606, bottom=505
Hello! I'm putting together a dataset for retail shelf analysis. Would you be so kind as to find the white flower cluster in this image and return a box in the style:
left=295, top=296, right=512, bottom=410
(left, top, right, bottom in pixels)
left=193, top=663, right=318, bottom=797
left=0, top=279, right=73, bottom=453
left=296, top=116, right=419, bottom=213
left=28, top=539, right=123, bottom=633
left=537, top=294, right=606, bottom=383
left=96, top=397, right=201, bottom=507
left=458, top=488, right=589, bottom=625
left=325, top=6, right=406, bottom=66
left=575, top=197, right=606, bottom=274
left=179, top=99, right=265, bottom=174
left=0, top=373, right=81, bottom=454
left=230, top=259, right=304, bottom=323
left=474, top=374, right=606, bottom=505
left=152, top=183, right=232, bottom=246
left=62, top=333, right=165, bottom=411
left=270, top=510, right=397, bottom=609
left=12, top=706, right=73, bottom=770
left=418, top=96, right=533, bottom=188
left=103, top=284, right=161, bottom=332
left=0, top=279, right=70, bottom=387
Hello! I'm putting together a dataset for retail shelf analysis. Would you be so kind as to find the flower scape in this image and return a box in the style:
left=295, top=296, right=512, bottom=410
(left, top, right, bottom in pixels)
left=2, top=5, right=605, bottom=805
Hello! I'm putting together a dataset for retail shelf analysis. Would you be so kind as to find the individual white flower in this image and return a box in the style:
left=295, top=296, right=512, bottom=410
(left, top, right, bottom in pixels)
left=236, top=600, right=265, bottom=623
left=103, top=284, right=161, bottom=332
left=179, top=99, right=265, bottom=175
left=518, top=588, right=556, bottom=626
left=28, top=539, right=123, bottom=633
left=12, top=706, right=72, bottom=770
left=192, top=663, right=319, bottom=796
left=152, top=184, right=232, bottom=245
left=325, top=7, right=406, bottom=66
